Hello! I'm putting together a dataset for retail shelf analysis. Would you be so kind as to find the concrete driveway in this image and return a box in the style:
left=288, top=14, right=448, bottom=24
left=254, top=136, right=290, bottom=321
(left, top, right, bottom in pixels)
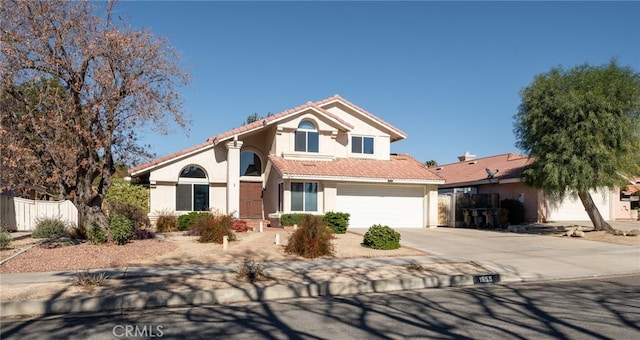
left=352, top=223, right=640, bottom=283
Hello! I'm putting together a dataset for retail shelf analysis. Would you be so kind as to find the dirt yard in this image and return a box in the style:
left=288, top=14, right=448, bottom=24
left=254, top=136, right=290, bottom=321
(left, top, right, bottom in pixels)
left=0, top=229, right=428, bottom=273
left=0, top=226, right=637, bottom=303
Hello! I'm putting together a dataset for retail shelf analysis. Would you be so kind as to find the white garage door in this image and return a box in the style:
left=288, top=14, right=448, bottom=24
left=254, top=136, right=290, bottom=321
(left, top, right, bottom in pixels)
left=545, top=190, right=610, bottom=221
left=336, top=184, right=424, bottom=228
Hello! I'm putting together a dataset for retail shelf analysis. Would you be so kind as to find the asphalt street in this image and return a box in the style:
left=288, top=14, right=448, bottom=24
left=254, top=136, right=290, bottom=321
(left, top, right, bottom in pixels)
left=2, top=274, right=639, bottom=339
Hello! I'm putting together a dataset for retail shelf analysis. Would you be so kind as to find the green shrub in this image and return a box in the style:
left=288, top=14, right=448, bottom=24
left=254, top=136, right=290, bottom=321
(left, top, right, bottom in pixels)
left=280, top=213, right=313, bottom=227
left=155, top=210, right=178, bottom=232
left=106, top=201, right=150, bottom=229
left=323, top=211, right=350, bottom=234
left=32, top=217, right=68, bottom=239
left=285, top=215, right=334, bottom=258
left=362, top=224, right=401, bottom=250
left=177, top=211, right=209, bottom=231
left=104, top=178, right=149, bottom=213
left=86, top=223, right=107, bottom=245
left=194, top=213, right=237, bottom=244
left=0, top=228, right=11, bottom=250
left=109, top=214, right=134, bottom=245
left=501, top=199, right=526, bottom=225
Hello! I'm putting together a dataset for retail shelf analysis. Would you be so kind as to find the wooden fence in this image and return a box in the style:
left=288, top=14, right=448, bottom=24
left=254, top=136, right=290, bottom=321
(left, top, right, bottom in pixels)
left=0, top=196, right=78, bottom=231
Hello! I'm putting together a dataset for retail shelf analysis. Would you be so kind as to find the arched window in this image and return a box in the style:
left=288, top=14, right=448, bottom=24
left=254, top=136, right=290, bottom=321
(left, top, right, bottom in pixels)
left=176, top=165, right=209, bottom=211
left=240, top=151, right=262, bottom=176
left=295, top=120, right=319, bottom=153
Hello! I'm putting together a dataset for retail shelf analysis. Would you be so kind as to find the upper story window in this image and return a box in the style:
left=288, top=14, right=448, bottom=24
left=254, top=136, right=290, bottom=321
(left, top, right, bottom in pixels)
left=179, top=165, right=207, bottom=178
left=176, top=165, right=209, bottom=211
left=295, top=120, right=319, bottom=153
left=240, top=151, right=262, bottom=176
left=351, top=136, right=374, bottom=154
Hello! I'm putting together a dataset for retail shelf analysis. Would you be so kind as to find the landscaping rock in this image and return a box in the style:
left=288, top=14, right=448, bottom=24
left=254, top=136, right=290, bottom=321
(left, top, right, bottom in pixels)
left=625, top=229, right=639, bottom=237
left=611, top=229, right=626, bottom=236
left=571, top=230, right=585, bottom=238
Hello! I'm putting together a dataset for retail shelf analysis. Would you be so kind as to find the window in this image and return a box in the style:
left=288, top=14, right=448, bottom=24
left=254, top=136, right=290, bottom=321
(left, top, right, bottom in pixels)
left=295, top=120, right=319, bottom=153
left=240, top=151, right=262, bottom=176
left=351, top=136, right=374, bottom=154
left=176, top=165, right=209, bottom=211
left=291, top=182, right=317, bottom=212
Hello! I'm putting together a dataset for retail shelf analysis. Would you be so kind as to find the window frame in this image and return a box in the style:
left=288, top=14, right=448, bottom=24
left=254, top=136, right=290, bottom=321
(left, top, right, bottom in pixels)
left=176, top=165, right=210, bottom=212
left=294, top=120, right=319, bottom=153
left=351, top=135, right=374, bottom=155
left=290, top=181, right=318, bottom=212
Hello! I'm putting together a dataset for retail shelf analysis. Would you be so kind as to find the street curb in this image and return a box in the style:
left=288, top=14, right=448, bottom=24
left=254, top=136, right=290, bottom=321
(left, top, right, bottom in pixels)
left=0, top=273, right=498, bottom=318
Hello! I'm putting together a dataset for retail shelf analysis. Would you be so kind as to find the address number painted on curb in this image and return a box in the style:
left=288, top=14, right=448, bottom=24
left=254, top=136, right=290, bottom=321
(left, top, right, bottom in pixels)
left=473, top=274, right=500, bottom=284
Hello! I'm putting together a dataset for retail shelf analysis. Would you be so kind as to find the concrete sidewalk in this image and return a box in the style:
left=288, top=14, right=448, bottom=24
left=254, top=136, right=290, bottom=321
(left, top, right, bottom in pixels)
left=1, top=221, right=638, bottom=318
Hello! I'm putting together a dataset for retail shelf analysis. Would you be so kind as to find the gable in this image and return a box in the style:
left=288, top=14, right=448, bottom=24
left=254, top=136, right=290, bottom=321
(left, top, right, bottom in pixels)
left=130, top=95, right=409, bottom=175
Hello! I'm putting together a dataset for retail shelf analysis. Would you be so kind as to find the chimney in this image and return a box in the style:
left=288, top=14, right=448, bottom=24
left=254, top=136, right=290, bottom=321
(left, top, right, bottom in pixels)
left=458, top=151, right=476, bottom=162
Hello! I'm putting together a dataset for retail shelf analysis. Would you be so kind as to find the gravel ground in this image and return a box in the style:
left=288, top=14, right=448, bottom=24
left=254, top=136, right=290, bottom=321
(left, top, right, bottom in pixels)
left=0, top=229, right=426, bottom=273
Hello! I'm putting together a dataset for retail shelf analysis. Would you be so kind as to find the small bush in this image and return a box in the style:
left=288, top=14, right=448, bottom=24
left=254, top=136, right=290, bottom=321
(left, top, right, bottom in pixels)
left=32, top=217, right=68, bottom=239
left=155, top=210, right=178, bottom=233
left=280, top=213, right=312, bottom=227
left=194, top=213, right=237, bottom=243
left=177, top=211, right=209, bottom=231
left=73, top=270, right=108, bottom=287
left=109, top=214, right=134, bottom=245
left=133, top=228, right=155, bottom=240
left=86, top=223, right=107, bottom=245
left=324, top=211, right=350, bottom=234
left=235, top=260, right=266, bottom=283
left=501, top=199, right=526, bottom=225
left=0, top=228, right=11, bottom=250
left=362, top=224, right=401, bottom=250
left=232, top=219, right=249, bottom=233
left=407, top=261, right=425, bottom=272
left=68, top=223, right=86, bottom=240
left=285, top=215, right=334, bottom=258
left=106, top=201, right=150, bottom=229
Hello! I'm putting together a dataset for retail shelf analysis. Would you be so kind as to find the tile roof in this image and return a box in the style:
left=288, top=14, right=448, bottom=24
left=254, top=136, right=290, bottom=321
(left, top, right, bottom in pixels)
left=431, top=153, right=533, bottom=187
left=130, top=95, right=406, bottom=175
left=269, top=154, right=444, bottom=183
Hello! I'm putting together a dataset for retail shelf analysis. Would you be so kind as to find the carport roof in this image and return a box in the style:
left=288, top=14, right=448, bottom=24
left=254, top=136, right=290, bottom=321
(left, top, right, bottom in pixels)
left=269, top=154, right=445, bottom=184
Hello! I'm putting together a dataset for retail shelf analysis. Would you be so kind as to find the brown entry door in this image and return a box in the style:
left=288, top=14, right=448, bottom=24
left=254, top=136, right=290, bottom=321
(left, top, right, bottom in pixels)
left=239, top=181, right=263, bottom=219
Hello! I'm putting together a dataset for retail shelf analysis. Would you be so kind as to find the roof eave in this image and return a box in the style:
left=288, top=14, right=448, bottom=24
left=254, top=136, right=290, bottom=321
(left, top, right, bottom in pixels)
left=281, top=174, right=444, bottom=185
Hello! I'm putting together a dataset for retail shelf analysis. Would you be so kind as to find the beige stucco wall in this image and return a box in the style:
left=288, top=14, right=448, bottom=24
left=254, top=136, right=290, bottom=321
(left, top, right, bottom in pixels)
left=275, top=108, right=392, bottom=161
left=611, top=188, right=638, bottom=220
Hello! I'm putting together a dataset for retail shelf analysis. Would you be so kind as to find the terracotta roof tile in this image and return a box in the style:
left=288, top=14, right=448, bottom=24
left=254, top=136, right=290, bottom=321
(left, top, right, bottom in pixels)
left=431, top=153, right=533, bottom=187
left=269, top=154, right=444, bottom=182
left=130, top=95, right=407, bottom=175
left=129, top=139, right=213, bottom=175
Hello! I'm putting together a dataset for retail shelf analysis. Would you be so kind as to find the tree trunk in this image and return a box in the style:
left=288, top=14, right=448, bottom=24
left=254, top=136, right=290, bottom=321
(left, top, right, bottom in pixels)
left=75, top=168, right=112, bottom=242
left=577, top=190, right=614, bottom=232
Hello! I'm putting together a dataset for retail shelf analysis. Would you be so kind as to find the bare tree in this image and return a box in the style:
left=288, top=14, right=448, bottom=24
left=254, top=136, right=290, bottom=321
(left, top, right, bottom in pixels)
left=0, top=0, right=191, bottom=239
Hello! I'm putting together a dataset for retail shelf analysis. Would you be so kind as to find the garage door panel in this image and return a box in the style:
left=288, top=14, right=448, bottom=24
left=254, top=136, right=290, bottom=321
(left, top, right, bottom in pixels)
left=546, top=190, right=610, bottom=221
left=337, top=184, right=424, bottom=228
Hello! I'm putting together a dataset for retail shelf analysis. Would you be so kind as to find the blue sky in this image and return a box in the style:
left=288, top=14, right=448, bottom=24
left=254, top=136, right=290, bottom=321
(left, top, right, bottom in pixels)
left=116, top=1, right=640, bottom=165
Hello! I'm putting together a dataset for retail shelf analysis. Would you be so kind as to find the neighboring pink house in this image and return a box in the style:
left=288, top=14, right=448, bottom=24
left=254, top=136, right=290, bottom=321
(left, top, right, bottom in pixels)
left=129, top=95, right=444, bottom=229
left=432, top=152, right=637, bottom=226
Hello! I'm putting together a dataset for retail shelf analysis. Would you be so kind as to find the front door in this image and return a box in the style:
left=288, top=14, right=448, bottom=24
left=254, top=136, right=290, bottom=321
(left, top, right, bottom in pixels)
left=239, top=181, right=263, bottom=219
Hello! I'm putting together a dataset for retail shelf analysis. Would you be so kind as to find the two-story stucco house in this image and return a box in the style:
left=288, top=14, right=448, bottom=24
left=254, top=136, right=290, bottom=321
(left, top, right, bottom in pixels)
left=129, top=95, right=444, bottom=229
